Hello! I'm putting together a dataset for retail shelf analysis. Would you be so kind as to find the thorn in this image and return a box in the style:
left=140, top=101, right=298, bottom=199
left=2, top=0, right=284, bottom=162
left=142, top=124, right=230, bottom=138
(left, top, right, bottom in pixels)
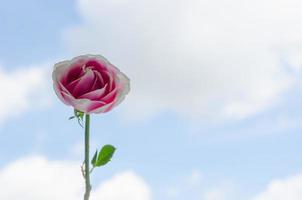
left=81, top=162, right=85, bottom=179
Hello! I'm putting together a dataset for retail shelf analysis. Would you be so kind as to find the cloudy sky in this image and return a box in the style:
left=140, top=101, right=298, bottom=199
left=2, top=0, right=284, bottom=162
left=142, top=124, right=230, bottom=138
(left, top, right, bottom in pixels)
left=1, top=0, right=302, bottom=199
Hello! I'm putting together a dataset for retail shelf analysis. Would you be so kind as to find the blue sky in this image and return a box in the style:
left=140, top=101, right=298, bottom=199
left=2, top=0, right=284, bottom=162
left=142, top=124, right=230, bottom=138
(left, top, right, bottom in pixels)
left=1, top=0, right=302, bottom=199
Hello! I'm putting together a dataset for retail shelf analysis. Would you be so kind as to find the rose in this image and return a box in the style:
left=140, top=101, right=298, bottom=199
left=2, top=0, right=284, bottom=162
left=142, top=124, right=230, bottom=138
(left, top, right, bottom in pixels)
left=52, top=55, right=129, bottom=200
left=52, top=54, right=130, bottom=114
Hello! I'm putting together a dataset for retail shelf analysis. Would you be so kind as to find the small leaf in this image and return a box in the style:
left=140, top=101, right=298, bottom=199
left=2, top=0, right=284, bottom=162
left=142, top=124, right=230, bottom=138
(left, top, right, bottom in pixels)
left=69, top=116, right=75, bottom=120
left=77, top=118, right=84, bottom=128
left=75, top=110, right=84, bottom=121
left=69, top=109, right=85, bottom=127
left=91, top=150, right=98, bottom=167
left=95, top=145, right=116, bottom=167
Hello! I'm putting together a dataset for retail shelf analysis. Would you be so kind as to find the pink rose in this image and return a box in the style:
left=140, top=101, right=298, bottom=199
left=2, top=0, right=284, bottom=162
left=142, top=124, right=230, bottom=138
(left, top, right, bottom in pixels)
left=52, top=55, right=130, bottom=114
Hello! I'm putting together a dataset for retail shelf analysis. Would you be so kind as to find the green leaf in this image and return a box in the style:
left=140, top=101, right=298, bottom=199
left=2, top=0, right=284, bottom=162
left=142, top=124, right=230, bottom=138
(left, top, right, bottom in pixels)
left=91, top=150, right=98, bottom=167
left=95, top=145, right=116, bottom=167
left=69, top=109, right=85, bottom=127
left=74, top=109, right=84, bottom=121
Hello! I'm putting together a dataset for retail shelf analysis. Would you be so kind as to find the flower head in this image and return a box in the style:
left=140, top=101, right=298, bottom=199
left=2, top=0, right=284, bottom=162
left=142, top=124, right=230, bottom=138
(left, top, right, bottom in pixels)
left=52, top=55, right=130, bottom=114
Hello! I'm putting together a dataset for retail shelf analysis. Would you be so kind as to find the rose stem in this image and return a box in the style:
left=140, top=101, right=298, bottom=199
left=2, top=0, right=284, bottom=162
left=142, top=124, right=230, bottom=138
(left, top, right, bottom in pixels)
left=84, top=114, right=91, bottom=200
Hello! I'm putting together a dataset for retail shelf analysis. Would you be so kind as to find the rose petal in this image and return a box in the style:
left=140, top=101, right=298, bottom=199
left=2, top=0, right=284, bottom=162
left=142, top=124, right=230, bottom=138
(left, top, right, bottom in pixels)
left=84, top=55, right=110, bottom=71
left=53, top=80, right=75, bottom=106
left=75, top=99, right=94, bottom=113
left=100, top=87, right=117, bottom=103
left=52, top=60, right=72, bottom=83
left=88, top=100, right=115, bottom=114
left=66, top=76, right=82, bottom=91
left=66, top=70, right=90, bottom=92
left=112, top=71, right=131, bottom=107
left=53, top=82, right=68, bottom=105
left=64, top=64, right=85, bottom=85
left=72, top=69, right=95, bottom=97
left=107, top=63, right=120, bottom=74
left=92, top=70, right=105, bottom=89
left=100, top=70, right=111, bottom=87
left=97, top=70, right=114, bottom=91
left=78, top=84, right=108, bottom=100
left=86, top=101, right=107, bottom=113
left=61, top=91, right=76, bottom=106
left=85, top=59, right=106, bottom=71
left=106, top=70, right=115, bottom=91
left=62, top=92, right=102, bottom=114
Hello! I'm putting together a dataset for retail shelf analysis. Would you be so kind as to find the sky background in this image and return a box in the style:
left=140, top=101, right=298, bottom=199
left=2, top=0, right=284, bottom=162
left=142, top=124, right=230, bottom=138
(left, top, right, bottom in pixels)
left=1, top=0, right=302, bottom=199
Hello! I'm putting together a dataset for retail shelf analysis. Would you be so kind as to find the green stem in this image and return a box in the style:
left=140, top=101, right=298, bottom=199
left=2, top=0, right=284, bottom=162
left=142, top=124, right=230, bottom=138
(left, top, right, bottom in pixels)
left=84, top=114, right=91, bottom=200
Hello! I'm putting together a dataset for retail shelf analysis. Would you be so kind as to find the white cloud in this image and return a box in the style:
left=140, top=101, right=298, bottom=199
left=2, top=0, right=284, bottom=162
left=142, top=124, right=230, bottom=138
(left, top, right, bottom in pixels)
left=0, top=65, right=51, bottom=123
left=162, top=170, right=242, bottom=200
left=252, top=174, right=302, bottom=200
left=0, top=156, right=151, bottom=200
left=64, top=0, right=302, bottom=120
left=92, top=171, right=152, bottom=200
left=0, top=157, right=82, bottom=200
